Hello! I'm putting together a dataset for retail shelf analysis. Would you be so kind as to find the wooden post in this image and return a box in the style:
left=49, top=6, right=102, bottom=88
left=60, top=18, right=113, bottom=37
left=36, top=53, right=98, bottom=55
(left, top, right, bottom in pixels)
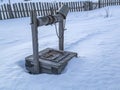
left=31, top=10, right=40, bottom=74
left=88, top=1, right=93, bottom=10
left=1, top=5, right=6, bottom=19
left=15, top=3, right=20, bottom=18
left=98, top=0, right=101, bottom=8
left=18, top=3, right=22, bottom=17
left=4, top=4, right=9, bottom=19
left=59, top=20, right=64, bottom=51
left=7, top=4, right=14, bottom=18
left=0, top=9, right=2, bottom=20
left=8, top=0, right=11, bottom=5
left=13, top=4, right=17, bottom=18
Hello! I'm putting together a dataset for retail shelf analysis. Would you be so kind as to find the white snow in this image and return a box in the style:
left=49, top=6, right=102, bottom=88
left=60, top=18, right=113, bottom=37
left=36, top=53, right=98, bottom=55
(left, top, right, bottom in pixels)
left=0, top=6, right=120, bottom=90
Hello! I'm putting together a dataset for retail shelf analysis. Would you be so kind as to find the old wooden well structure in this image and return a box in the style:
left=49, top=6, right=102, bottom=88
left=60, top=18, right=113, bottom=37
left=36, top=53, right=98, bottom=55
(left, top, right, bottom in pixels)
left=25, top=5, right=77, bottom=74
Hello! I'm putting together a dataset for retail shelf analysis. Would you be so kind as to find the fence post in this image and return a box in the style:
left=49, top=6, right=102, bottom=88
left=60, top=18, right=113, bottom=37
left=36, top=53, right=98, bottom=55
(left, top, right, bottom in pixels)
left=83, top=1, right=87, bottom=11
left=89, top=1, right=93, bottom=10
left=84, top=1, right=90, bottom=11
left=7, top=4, right=14, bottom=18
left=98, top=0, right=101, bottom=8
left=0, top=9, right=2, bottom=20
left=30, top=10, right=40, bottom=74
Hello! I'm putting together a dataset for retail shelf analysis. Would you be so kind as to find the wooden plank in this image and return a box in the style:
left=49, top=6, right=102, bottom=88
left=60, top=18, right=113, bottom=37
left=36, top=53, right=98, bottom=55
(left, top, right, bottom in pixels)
left=4, top=4, right=9, bottom=19
left=59, top=2, right=62, bottom=9
left=21, top=3, right=26, bottom=17
left=117, top=0, right=120, bottom=5
left=36, top=2, right=40, bottom=16
left=53, top=2, right=57, bottom=13
left=13, top=4, right=17, bottom=18
left=3, top=4, right=7, bottom=19
left=103, top=0, right=105, bottom=7
left=1, top=5, right=6, bottom=19
left=80, top=1, right=82, bottom=11
left=100, top=0, right=103, bottom=7
left=33, top=3, right=36, bottom=12
left=73, top=2, right=76, bottom=12
left=18, top=3, right=23, bottom=17
left=116, top=0, right=117, bottom=5
left=44, top=2, right=48, bottom=15
left=51, top=3, right=54, bottom=15
left=104, top=0, right=106, bottom=7
left=100, top=0, right=104, bottom=8
left=110, top=0, right=112, bottom=6
left=47, top=2, right=51, bottom=15
left=39, top=2, right=42, bottom=16
left=113, top=0, right=115, bottom=5
left=103, top=0, right=104, bottom=7
left=47, top=2, right=50, bottom=15
left=77, top=2, right=80, bottom=11
left=27, top=3, right=31, bottom=17
left=42, top=2, right=45, bottom=16
left=70, top=2, right=73, bottom=12
left=56, top=2, right=59, bottom=13
left=115, top=0, right=117, bottom=5
left=15, top=3, right=20, bottom=18
left=56, top=2, right=59, bottom=11
left=68, top=2, right=71, bottom=12
left=112, top=0, right=114, bottom=5
left=76, top=2, right=79, bottom=12
left=118, top=0, right=120, bottom=5
left=77, top=2, right=80, bottom=12
left=89, top=1, right=93, bottom=10
left=81, top=1, right=84, bottom=11
left=106, top=0, right=109, bottom=6
left=79, top=1, right=81, bottom=11
left=71, top=2, right=74, bottom=12
left=0, top=8, right=2, bottom=20
left=13, top=3, right=18, bottom=18
left=74, top=2, right=76, bottom=12
left=50, top=3, right=54, bottom=15
left=108, top=0, right=110, bottom=6
left=83, top=1, right=86, bottom=11
left=7, top=4, right=14, bottom=19
left=24, top=3, right=29, bottom=17
left=29, top=2, right=33, bottom=11
left=76, top=2, right=78, bottom=12
left=116, top=0, right=118, bottom=5
left=107, top=0, right=110, bottom=6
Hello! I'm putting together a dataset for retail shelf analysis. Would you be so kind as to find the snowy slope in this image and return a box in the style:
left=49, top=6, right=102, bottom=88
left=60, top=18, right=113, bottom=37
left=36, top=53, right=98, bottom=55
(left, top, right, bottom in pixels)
left=0, top=6, right=120, bottom=90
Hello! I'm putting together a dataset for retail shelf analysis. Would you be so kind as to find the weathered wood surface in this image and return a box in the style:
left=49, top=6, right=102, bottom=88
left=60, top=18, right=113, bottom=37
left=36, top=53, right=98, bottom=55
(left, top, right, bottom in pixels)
left=25, top=48, right=77, bottom=74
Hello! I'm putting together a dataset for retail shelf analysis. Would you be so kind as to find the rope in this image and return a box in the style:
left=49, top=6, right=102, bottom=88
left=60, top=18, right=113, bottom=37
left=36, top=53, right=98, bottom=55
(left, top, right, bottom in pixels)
left=54, top=19, right=66, bottom=39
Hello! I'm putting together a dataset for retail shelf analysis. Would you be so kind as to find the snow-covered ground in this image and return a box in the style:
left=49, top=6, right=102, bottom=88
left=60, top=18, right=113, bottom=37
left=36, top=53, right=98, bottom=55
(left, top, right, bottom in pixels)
left=0, top=6, right=120, bottom=90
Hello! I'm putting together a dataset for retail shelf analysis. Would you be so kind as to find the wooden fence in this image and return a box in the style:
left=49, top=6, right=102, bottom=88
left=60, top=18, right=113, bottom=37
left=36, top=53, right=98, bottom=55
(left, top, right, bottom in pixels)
left=0, top=0, right=120, bottom=20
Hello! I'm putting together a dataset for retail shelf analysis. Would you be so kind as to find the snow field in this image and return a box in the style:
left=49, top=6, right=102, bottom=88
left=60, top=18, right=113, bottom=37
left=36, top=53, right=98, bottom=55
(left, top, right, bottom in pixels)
left=0, top=6, right=120, bottom=90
